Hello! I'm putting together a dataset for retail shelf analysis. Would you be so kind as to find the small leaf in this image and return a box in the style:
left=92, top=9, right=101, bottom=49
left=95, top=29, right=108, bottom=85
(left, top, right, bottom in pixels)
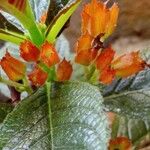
left=111, top=115, right=150, bottom=148
left=46, top=0, right=81, bottom=43
left=0, top=12, right=25, bottom=44
left=0, top=0, right=44, bottom=46
left=0, top=81, right=109, bottom=149
left=45, top=0, right=69, bottom=26
left=103, top=69, right=150, bottom=120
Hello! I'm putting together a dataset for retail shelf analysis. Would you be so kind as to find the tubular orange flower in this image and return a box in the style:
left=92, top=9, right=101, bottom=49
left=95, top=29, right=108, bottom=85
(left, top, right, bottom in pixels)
left=0, top=51, right=26, bottom=81
left=28, top=66, right=48, bottom=86
left=75, top=48, right=98, bottom=66
left=20, top=40, right=40, bottom=62
left=99, top=67, right=115, bottom=84
left=57, top=58, right=73, bottom=81
left=108, top=137, right=132, bottom=150
left=96, top=47, right=115, bottom=71
left=75, top=33, right=93, bottom=53
left=81, top=0, right=119, bottom=39
left=40, top=41, right=60, bottom=67
left=111, top=51, right=146, bottom=78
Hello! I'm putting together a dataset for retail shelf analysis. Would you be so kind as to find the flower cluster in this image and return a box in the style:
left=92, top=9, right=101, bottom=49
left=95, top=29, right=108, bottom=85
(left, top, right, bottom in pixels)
left=0, top=41, right=72, bottom=87
left=75, top=0, right=146, bottom=84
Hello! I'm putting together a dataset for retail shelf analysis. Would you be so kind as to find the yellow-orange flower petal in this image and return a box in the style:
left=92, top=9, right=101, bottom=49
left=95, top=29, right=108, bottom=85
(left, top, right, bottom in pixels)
left=81, top=0, right=119, bottom=39
left=111, top=51, right=145, bottom=78
left=75, top=48, right=98, bottom=66
left=99, top=67, right=115, bottom=84
left=20, top=40, right=40, bottom=62
left=28, top=66, right=48, bottom=86
left=75, top=33, right=93, bottom=53
left=40, top=41, right=60, bottom=67
left=103, top=3, right=119, bottom=39
left=96, top=47, right=115, bottom=71
left=0, top=51, right=26, bottom=81
left=57, top=58, right=73, bottom=81
left=108, top=137, right=132, bottom=150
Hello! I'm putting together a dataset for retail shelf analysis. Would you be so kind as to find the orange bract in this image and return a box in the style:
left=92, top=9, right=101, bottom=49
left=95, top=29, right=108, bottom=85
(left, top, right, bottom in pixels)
left=81, top=0, right=119, bottom=39
left=28, top=66, right=48, bottom=86
left=40, top=41, right=60, bottom=67
left=75, top=48, right=98, bottom=66
left=20, top=40, right=40, bottom=62
left=108, top=137, right=132, bottom=150
left=0, top=51, right=26, bottom=81
left=112, top=51, right=145, bottom=77
left=96, top=47, right=115, bottom=71
left=57, top=58, right=73, bottom=81
left=75, top=33, right=93, bottom=52
left=99, top=67, right=115, bottom=84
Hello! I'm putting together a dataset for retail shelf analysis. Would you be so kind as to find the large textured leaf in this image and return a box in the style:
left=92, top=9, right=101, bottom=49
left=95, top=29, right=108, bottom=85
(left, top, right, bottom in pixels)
left=46, top=0, right=81, bottom=42
left=0, top=81, right=109, bottom=149
left=0, top=102, right=13, bottom=123
left=111, top=115, right=150, bottom=149
left=0, top=0, right=43, bottom=46
left=103, top=69, right=150, bottom=120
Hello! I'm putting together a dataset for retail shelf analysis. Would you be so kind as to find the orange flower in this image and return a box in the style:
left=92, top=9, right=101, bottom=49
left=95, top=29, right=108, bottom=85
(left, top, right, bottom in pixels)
left=75, top=33, right=93, bottom=53
left=28, top=66, right=48, bottom=86
left=40, top=11, right=47, bottom=24
left=40, top=41, right=60, bottom=67
left=99, top=67, right=115, bottom=84
left=75, top=48, right=98, bottom=66
left=96, top=47, right=115, bottom=71
left=81, top=0, right=119, bottom=39
left=20, top=40, right=40, bottom=62
left=111, top=51, right=145, bottom=78
left=0, top=51, right=26, bottom=81
left=108, top=137, right=132, bottom=150
left=57, top=58, right=73, bottom=81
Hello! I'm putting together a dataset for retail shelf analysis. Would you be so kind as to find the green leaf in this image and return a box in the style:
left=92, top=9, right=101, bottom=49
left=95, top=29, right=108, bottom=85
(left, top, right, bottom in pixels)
left=0, top=0, right=44, bottom=46
left=0, top=81, right=109, bottom=149
left=103, top=69, right=150, bottom=120
left=111, top=115, right=150, bottom=149
left=0, top=102, right=14, bottom=123
left=46, top=0, right=81, bottom=43
left=0, top=13, right=26, bottom=44
left=45, top=0, right=69, bottom=26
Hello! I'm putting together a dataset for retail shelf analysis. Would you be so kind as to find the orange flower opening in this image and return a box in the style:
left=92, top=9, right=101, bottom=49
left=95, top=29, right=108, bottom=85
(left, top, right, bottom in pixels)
left=0, top=51, right=26, bottom=81
left=40, top=41, right=60, bottom=67
left=20, top=40, right=40, bottom=62
left=28, top=66, right=48, bottom=86
left=108, top=137, right=132, bottom=150
left=111, top=51, right=146, bottom=78
left=57, top=58, right=73, bottom=81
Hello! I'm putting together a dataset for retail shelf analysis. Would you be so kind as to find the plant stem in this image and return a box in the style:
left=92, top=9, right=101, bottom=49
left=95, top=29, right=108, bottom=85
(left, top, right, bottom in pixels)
left=0, top=77, right=25, bottom=89
left=46, top=81, right=54, bottom=149
left=23, top=77, right=33, bottom=94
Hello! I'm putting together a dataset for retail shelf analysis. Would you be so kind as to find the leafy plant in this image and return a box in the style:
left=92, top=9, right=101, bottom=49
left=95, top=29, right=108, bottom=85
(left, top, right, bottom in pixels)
left=0, top=0, right=150, bottom=149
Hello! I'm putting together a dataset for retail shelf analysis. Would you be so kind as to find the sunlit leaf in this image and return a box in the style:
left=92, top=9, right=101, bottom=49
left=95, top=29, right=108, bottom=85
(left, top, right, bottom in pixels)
left=46, top=0, right=81, bottom=43
left=0, top=0, right=44, bottom=46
